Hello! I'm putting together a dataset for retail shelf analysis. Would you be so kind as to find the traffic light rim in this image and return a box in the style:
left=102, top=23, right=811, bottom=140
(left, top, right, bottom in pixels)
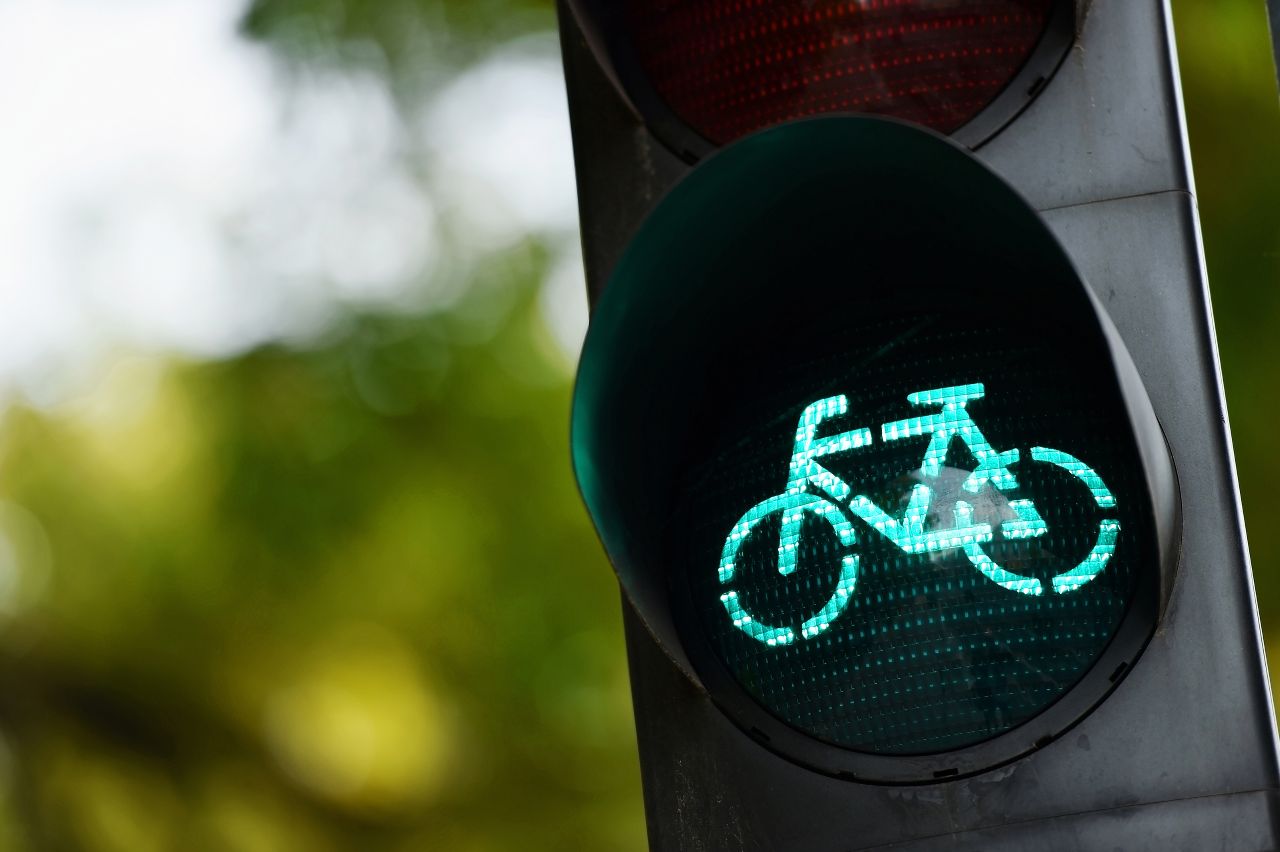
left=561, top=0, right=1078, bottom=163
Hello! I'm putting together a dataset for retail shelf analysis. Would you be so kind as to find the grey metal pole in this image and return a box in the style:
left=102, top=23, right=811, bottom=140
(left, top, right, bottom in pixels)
left=1269, top=0, right=1280, bottom=95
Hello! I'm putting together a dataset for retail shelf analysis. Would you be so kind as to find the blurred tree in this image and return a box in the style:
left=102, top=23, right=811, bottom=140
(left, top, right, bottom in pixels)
left=239, top=0, right=556, bottom=106
left=0, top=244, right=642, bottom=851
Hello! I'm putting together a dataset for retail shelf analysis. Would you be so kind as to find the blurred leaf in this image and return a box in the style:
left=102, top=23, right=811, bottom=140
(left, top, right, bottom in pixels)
left=239, top=0, right=555, bottom=78
left=0, top=246, right=641, bottom=851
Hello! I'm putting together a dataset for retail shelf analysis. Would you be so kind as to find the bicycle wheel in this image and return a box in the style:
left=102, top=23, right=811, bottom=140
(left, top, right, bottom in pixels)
left=959, top=446, right=1121, bottom=596
left=719, top=491, right=859, bottom=646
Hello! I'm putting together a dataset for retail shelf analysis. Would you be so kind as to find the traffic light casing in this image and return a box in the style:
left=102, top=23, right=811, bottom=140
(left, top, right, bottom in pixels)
left=560, top=1, right=1280, bottom=848
left=573, top=116, right=1180, bottom=783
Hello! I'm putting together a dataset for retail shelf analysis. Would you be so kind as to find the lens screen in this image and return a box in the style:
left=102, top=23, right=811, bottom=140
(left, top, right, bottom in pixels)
left=679, top=312, right=1154, bottom=755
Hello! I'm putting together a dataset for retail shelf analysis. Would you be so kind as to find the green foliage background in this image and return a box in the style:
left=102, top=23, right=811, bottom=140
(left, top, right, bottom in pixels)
left=0, top=2, right=1273, bottom=850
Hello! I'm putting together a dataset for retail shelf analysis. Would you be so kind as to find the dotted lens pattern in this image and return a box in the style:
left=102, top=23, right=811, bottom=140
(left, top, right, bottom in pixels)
left=680, top=316, right=1151, bottom=756
left=623, top=0, right=1054, bottom=145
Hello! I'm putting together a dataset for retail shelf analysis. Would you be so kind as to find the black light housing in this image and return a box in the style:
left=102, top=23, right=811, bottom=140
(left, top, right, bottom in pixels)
left=571, top=116, right=1179, bottom=782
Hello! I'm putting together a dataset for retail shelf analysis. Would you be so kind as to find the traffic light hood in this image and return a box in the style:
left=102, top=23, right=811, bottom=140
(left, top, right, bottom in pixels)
left=570, top=116, right=1178, bottom=685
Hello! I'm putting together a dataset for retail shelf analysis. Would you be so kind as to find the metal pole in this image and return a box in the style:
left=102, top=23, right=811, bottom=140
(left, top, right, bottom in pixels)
left=1268, top=0, right=1280, bottom=96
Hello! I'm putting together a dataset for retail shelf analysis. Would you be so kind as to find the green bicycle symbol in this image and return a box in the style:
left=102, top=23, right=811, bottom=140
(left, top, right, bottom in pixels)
left=718, top=384, right=1120, bottom=647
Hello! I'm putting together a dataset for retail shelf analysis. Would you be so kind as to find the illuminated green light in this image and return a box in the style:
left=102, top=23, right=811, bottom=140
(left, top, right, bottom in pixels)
left=688, top=333, right=1149, bottom=755
left=882, top=384, right=1020, bottom=494
left=718, top=491, right=859, bottom=646
left=1000, top=499, right=1048, bottom=540
left=717, top=385, right=1122, bottom=646
left=1052, top=520, right=1121, bottom=595
left=959, top=500, right=1045, bottom=597
left=786, top=395, right=873, bottom=503
left=1030, top=446, right=1117, bottom=508
left=848, top=486, right=992, bottom=555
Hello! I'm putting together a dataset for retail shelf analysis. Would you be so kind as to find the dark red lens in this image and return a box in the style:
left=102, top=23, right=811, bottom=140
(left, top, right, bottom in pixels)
left=623, top=0, right=1055, bottom=145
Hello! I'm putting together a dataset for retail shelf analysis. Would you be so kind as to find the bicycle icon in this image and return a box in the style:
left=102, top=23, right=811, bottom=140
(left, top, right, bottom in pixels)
left=718, top=384, right=1121, bottom=647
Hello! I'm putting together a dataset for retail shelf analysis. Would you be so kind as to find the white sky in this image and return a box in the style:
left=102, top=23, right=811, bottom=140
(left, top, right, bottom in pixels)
left=0, top=0, right=586, bottom=407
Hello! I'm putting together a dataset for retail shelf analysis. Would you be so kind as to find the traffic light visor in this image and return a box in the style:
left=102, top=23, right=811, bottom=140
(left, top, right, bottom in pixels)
left=571, top=117, right=1177, bottom=780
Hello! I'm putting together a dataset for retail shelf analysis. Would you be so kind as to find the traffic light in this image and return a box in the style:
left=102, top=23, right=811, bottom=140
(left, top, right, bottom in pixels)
left=559, top=2, right=1280, bottom=849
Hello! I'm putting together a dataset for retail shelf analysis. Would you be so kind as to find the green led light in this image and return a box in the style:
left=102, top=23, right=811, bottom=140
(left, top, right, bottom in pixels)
left=882, top=384, right=1020, bottom=494
left=1052, top=519, right=1121, bottom=595
left=1030, top=446, right=1117, bottom=508
left=958, top=499, right=1045, bottom=597
left=1000, top=499, right=1048, bottom=540
left=786, top=395, right=873, bottom=504
left=720, top=491, right=857, bottom=585
left=717, top=384, right=1119, bottom=647
left=688, top=361, right=1149, bottom=755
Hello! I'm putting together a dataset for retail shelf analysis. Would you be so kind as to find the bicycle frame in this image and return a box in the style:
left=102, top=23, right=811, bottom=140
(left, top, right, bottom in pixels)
left=718, top=384, right=1122, bottom=647
left=784, top=385, right=1045, bottom=565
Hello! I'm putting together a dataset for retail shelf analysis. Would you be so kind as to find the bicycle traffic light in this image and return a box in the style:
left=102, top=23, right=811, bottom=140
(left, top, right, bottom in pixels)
left=560, top=2, right=1279, bottom=849
left=574, top=117, right=1179, bottom=780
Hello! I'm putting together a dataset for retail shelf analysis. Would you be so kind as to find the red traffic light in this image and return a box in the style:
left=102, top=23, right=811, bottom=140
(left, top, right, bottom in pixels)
left=570, top=0, right=1074, bottom=157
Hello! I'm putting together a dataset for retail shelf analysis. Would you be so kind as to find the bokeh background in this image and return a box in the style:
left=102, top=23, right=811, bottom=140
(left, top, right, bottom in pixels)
left=0, top=1, right=1273, bottom=850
